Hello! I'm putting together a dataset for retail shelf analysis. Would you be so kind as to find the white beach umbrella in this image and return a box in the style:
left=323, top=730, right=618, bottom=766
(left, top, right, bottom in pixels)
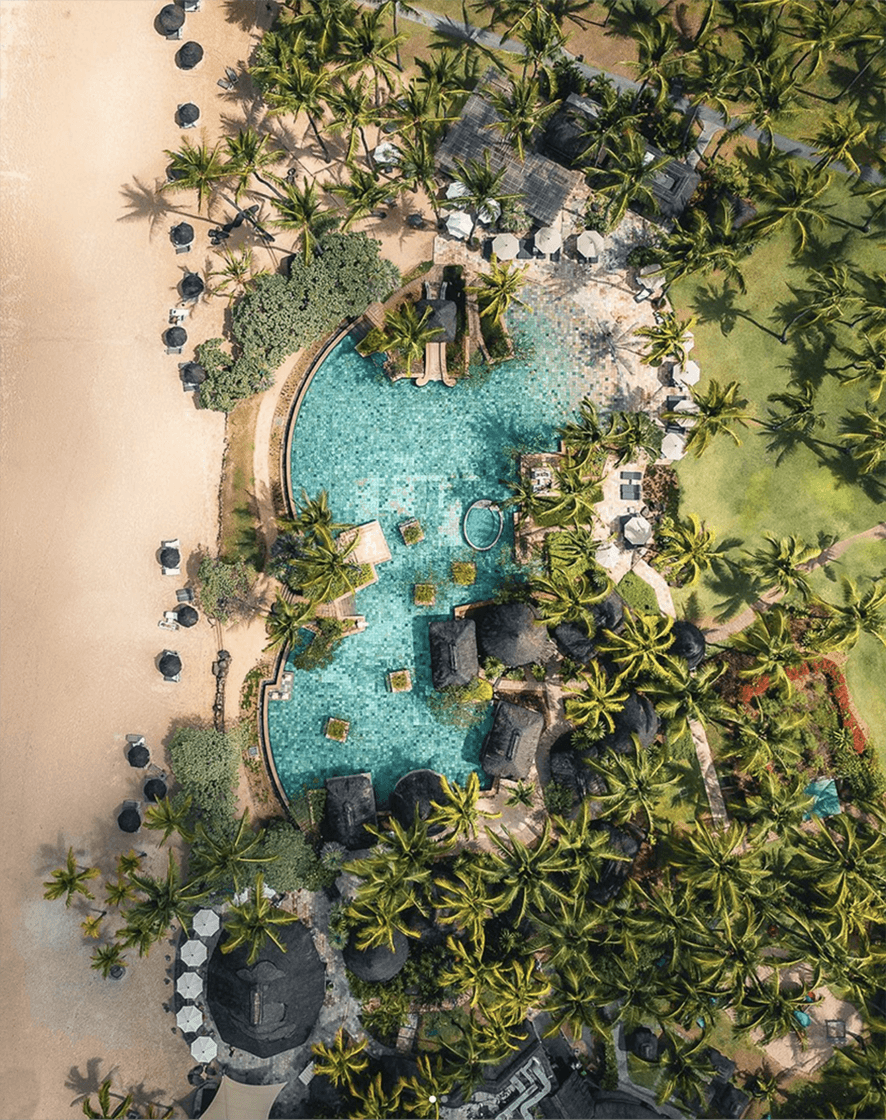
left=534, top=226, right=562, bottom=254
left=661, top=431, right=687, bottom=460
left=191, top=1035, right=218, bottom=1063
left=445, top=181, right=470, bottom=200
left=176, top=1005, right=203, bottom=1032
left=595, top=541, right=622, bottom=569
left=623, top=515, right=653, bottom=546
left=193, top=909, right=220, bottom=937
left=576, top=229, right=604, bottom=259
left=671, top=398, right=699, bottom=428
left=477, top=199, right=501, bottom=225
left=176, top=971, right=203, bottom=998
left=675, top=359, right=700, bottom=386
left=682, top=331, right=695, bottom=353
left=373, top=141, right=401, bottom=168
left=491, top=232, right=519, bottom=260
left=181, top=939, right=208, bottom=967
left=445, top=211, right=473, bottom=240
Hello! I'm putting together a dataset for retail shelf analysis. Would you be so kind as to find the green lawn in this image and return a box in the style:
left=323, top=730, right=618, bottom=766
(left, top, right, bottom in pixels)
left=667, top=178, right=885, bottom=756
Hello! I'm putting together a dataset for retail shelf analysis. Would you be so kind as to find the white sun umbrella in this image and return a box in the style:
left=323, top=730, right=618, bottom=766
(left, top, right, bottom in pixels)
left=682, top=331, right=695, bottom=353
left=672, top=398, right=699, bottom=428
left=534, top=226, right=562, bottom=254
left=477, top=199, right=501, bottom=226
left=193, top=908, right=220, bottom=937
left=181, top=938, right=208, bottom=967
left=176, top=971, right=203, bottom=999
left=576, top=229, right=604, bottom=259
left=446, top=210, right=473, bottom=240
left=176, top=1005, right=203, bottom=1033
left=595, top=541, right=622, bottom=569
left=373, top=141, right=401, bottom=168
left=623, top=514, right=653, bottom=546
left=661, top=431, right=687, bottom=460
left=445, top=181, right=470, bottom=201
left=191, top=1035, right=218, bottom=1063
left=675, top=359, right=700, bottom=386
left=491, top=232, right=519, bottom=260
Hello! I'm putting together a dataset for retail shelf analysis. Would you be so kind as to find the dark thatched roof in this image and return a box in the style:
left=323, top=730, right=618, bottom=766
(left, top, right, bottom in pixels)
left=552, top=621, right=595, bottom=663
left=178, top=103, right=200, bottom=125
left=343, top=929, right=409, bottom=982
left=206, top=921, right=325, bottom=1057
left=706, top=1048, right=737, bottom=1083
left=593, top=592, right=624, bottom=634
left=159, top=547, right=181, bottom=568
left=548, top=747, right=606, bottom=803
left=159, top=652, right=182, bottom=677
left=176, top=605, right=198, bottom=627
left=710, top=1082, right=751, bottom=1120
left=476, top=601, right=552, bottom=668
left=117, top=806, right=141, bottom=833
left=481, top=701, right=544, bottom=780
left=171, top=221, right=194, bottom=245
left=628, top=1027, right=662, bottom=1062
left=428, top=618, right=479, bottom=690
left=177, top=41, right=203, bottom=69
left=436, top=80, right=583, bottom=228
left=159, top=4, right=185, bottom=32
left=586, top=824, right=640, bottom=905
left=181, top=272, right=204, bottom=299
left=415, top=299, right=457, bottom=344
left=180, top=361, right=206, bottom=384
left=144, top=778, right=168, bottom=803
left=669, top=620, right=706, bottom=669
left=604, top=693, right=659, bottom=755
left=389, top=769, right=446, bottom=834
left=324, top=773, right=377, bottom=850
left=127, top=743, right=150, bottom=768
left=165, top=326, right=187, bottom=347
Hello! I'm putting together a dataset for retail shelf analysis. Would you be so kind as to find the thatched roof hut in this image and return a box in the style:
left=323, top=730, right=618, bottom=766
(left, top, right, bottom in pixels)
left=593, top=593, right=624, bottom=634
left=176, top=605, right=198, bottom=627
left=127, top=742, right=150, bottom=768
left=587, top=824, right=640, bottom=904
left=159, top=546, right=181, bottom=569
left=177, top=41, right=203, bottom=69
left=605, top=693, right=659, bottom=754
left=165, top=326, right=187, bottom=348
left=180, top=272, right=204, bottom=299
left=627, top=1027, right=662, bottom=1062
left=206, top=922, right=325, bottom=1057
left=476, top=602, right=552, bottom=668
left=669, top=620, right=706, bottom=669
left=170, top=221, right=194, bottom=246
left=343, top=929, right=409, bottom=982
left=414, top=299, right=457, bottom=344
left=428, top=618, right=479, bottom=689
left=481, top=701, right=544, bottom=780
left=324, top=773, right=377, bottom=850
left=551, top=621, right=595, bottom=664
left=158, top=651, right=182, bottom=677
left=388, top=769, right=446, bottom=834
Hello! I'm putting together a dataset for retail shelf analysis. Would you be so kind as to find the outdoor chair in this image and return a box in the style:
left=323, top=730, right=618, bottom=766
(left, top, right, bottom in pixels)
left=166, top=28, right=183, bottom=41
left=126, top=734, right=146, bottom=745
left=217, top=78, right=235, bottom=90
left=183, top=0, right=200, bottom=10
left=166, top=343, right=184, bottom=355
left=169, top=308, right=188, bottom=324
left=175, top=241, right=191, bottom=254
left=159, top=619, right=179, bottom=631
left=224, top=66, right=238, bottom=84
left=176, top=588, right=195, bottom=603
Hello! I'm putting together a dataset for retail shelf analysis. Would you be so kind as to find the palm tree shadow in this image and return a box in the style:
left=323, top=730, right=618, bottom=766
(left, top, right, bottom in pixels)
left=118, top=176, right=220, bottom=236
left=221, top=0, right=274, bottom=33
left=690, top=281, right=781, bottom=340
left=66, top=1057, right=113, bottom=1106
left=704, top=558, right=759, bottom=624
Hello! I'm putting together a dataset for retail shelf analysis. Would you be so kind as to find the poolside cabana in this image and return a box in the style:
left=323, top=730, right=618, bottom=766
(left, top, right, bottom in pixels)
left=481, top=701, right=544, bottom=780
left=576, top=229, right=604, bottom=261
left=675, top=359, right=700, bottom=387
left=388, top=769, right=446, bottom=833
left=534, top=226, right=562, bottom=255
left=551, top=621, right=595, bottom=664
left=661, top=431, right=687, bottom=460
left=428, top=618, right=479, bottom=689
left=206, top=921, right=326, bottom=1057
left=324, top=773, right=377, bottom=849
left=475, top=601, right=553, bottom=668
left=669, top=620, right=706, bottom=669
left=343, top=929, right=409, bottom=982
left=181, top=272, right=204, bottom=301
left=446, top=211, right=473, bottom=240
left=177, top=41, right=203, bottom=70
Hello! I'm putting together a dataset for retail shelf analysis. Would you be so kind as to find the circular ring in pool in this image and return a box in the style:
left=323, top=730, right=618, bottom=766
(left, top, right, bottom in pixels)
left=463, top=499, right=504, bottom=551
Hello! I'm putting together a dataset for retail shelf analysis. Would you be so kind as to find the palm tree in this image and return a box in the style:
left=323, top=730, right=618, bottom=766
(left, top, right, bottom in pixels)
left=545, top=526, right=605, bottom=577
left=223, top=127, right=285, bottom=201
left=486, top=76, right=559, bottom=162
left=311, top=1028, right=369, bottom=1091
left=835, top=334, right=886, bottom=402
left=655, top=512, right=724, bottom=586
left=399, top=1054, right=457, bottom=1120
left=635, top=312, right=696, bottom=367
left=479, top=819, right=571, bottom=922
left=90, top=942, right=127, bottom=979
left=262, top=61, right=333, bottom=161
left=124, top=851, right=207, bottom=942
left=397, top=132, right=444, bottom=221
left=534, top=893, right=614, bottom=971
left=596, top=612, right=676, bottom=679
left=80, top=912, right=105, bottom=939
left=737, top=967, right=817, bottom=1045
left=608, top=410, right=663, bottom=466
left=438, top=936, right=491, bottom=1008
left=587, top=132, right=670, bottom=228
left=777, top=262, right=856, bottom=344
left=655, top=1031, right=715, bottom=1110
left=434, top=864, right=494, bottom=953
left=388, top=77, right=455, bottom=151
left=428, top=771, right=500, bottom=841
left=647, top=659, right=732, bottom=743
left=207, top=246, right=267, bottom=305
left=264, top=593, right=316, bottom=653
left=740, top=532, right=818, bottom=600
left=143, top=793, right=194, bottom=844
left=286, top=487, right=350, bottom=539
left=270, top=178, right=340, bottom=264
left=288, top=529, right=359, bottom=603
left=764, top=381, right=836, bottom=463
left=162, top=138, right=228, bottom=213
left=348, top=891, right=419, bottom=951
left=807, top=109, right=871, bottom=174
left=448, top=151, right=521, bottom=243
left=506, top=779, right=535, bottom=807
left=116, top=849, right=143, bottom=877
left=801, top=814, right=886, bottom=910
left=104, top=876, right=136, bottom=908
left=623, top=876, right=694, bottom=971
left=532, top=570, right=610, bottom=628
left=652, top=202, right=750, bottom=294
left=672, top=379, right=750, bottom=458
left=731, top=607, right=804, bottom=696
left=744, top=161, right=834, bottom=255
left=339, top=8, right=405, bottom=106
left=741, top=56, right=800, bottom=156
left=326, top=166, right=391, bottom=231
left=558, top=397, right=616, bottom=472
left=348, top=1072, right=403, bottom=1120
left=564, top=660, right=629, bottom=734
left=542, top=965, right=608, bottom=1040
left=628, top=15, right=679, bottom=110
left=814, top=575, right=886, bottom=653
left=221, top=872, right=299, bottom=964
left=586, top=743, right=673, bottom=835
left=326, top=77, right=380, bottom=165
left=379, top=301, right=443, bottom=378
left=668, top=820, right=767, bottom=914
left=43, top=847, right=99, bottom=907
left=514, top=3, right=566, bottom=85
left=840, top=404, right=886, bottom=475
left=483, top=957, right=552, bottom=1026
left=724, top=698, right=805, bottom=777
left=832, top=1034, right=886, bottom=1119
left=790, top=0, right=853, bottom=81
left=81, top=1078, right=134, bottom=1120
left=738, top=769, right=814, bottom=837
left=189, top=811, right=273, bottom=894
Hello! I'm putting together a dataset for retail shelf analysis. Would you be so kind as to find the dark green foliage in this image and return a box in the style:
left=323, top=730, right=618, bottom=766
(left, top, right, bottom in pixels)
left=195, top=554, right=256, bottom=623
left=831, top=730, right=886, bottom=803
left=258, top=818, right=331, bottom=892
left=168, top=726, right=240, bottom=832
left=293, top=617, right=345, bottom=672
left=232, top=232, right=399, bottom=370
left=195, top=338, right=273, bottom=413
left=616, top=571, right=661, bottom=615
left=601, top=1036, right=619, bottom=1091
left=426, top=677, right=493, bottom=728
left=543, top=781, right=574, bottom=816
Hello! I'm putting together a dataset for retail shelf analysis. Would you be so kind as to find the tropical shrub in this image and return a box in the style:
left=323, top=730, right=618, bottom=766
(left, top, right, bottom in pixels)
left=168, top=725, right=240, bottom=831
left=259, top=819, right=330, bottom=893
left=195, top=338, right=273, bottom=413
left=195, top=554, right=256, bottom=624
left=427, top=677, right=493, bottom=728
left=543, top=781, right=574, bottom=816
left=293, top=618, right=344, bottom=671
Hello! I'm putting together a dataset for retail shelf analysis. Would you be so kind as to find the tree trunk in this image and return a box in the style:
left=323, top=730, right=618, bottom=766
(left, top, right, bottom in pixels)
left=309, top=114, right=331, bottom=161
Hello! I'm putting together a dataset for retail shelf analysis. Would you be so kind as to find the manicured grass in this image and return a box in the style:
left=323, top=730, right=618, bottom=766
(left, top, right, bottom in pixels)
left=220, top=397, right=264, bottom=570
left=617, top=570, right=662, bottom=615
left=845, top=634, right=886, bottom=773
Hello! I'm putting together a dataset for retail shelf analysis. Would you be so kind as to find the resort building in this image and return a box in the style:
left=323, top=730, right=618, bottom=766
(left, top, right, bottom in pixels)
left=323, top=773, right=378, bottom=850
left=481, top=700, right=545, bottom=781
left=428, top=618, right=480, bottom=690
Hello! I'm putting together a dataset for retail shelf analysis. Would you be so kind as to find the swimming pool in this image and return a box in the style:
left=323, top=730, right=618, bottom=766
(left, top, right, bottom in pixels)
left=268, top=287, right=604, bottom=804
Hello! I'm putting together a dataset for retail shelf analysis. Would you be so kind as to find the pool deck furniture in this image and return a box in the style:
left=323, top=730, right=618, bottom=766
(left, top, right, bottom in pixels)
left=336, top=520, right=391, bottom=567
left=176, top=587, right=194, bottom=603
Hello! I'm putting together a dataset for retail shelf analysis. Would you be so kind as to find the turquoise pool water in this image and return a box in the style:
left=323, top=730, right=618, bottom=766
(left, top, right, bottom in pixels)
left=268, top=289, right=602, bottom=804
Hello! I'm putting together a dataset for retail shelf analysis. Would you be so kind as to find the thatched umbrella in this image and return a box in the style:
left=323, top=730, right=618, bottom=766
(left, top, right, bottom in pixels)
left=159, top=546, right=181, bottom=569
left=127, top=742, right=150, bottom=768
left=170, top=222, right=194, bottom=247
left=178, top=103, right=200, bottom=126
left=176, top=605, right=199, bottom=627
left=476, top=602, right=551, bottom=668
left=576, top=229, right=604, bottom=259
left=343, top=930, right=409, bottom=982
left=144, top=777, right=168, bottom=803
left=165, top=326, right=187, bottom=349
left=445, top=211, right=472, bottom=240
left=177, top=41, right=203, bottom=69
left=661, top=431, right=686, bottom=461
left=180, top=362, right=206, bottom=385
left=534, top=226, right=562, bottom=254
left=623, top=515, right=652, bottom=546
left=117, top=805, right=142, bottom=833
left=159, top=4, right=185, bottom=33
left=180, top=272, right=204, bottom=300
left=159, top=652, right=182, bottom=678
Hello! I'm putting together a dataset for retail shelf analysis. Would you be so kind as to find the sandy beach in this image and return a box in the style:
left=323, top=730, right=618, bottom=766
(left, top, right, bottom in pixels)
left=0, top=2, right=264, bottom=1115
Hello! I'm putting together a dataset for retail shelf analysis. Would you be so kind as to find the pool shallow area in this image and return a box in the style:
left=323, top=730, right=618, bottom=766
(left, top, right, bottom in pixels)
left=268, top=292, right=598, bottom=804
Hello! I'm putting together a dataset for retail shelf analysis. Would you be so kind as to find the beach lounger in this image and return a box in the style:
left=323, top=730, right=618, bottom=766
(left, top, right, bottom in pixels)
left=176, top=588, right=195, bottom=603
left=224, top=67, right=238, bottom=84
left=126, top=734, right=146, bottom=745
left=217, top=78, right=235, bottom=90
left=159, top=619, right=179, bottom=631
left=175, top=242, right=191, bottom=255
left=166, top=344, right=183, bottom=355
left=183, top=0, right=201, bottom=10
left=169, top=308, right=189, bottom=324
left=620, top=484, right=641, bottom=501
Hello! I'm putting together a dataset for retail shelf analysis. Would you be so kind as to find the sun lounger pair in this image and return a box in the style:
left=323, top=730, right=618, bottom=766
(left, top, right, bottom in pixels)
left=620, top=484, right=641, bottom=501
left=176, top=588, right=195, bottom=603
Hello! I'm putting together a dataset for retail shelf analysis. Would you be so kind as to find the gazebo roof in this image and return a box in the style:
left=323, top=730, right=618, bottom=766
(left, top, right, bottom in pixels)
left=415, top=299, right=457, bottom=344
left=605, top=693, right=660, bottom=754
left=476, top=601, right=552, bottom=668
left=324, top=773, right=377, bottom=849
left=551, top=621, right=595, bottom=664
left=669, top=620, right=706, bottom=669
left=481, top=701, right=544, bottom=780
left=437, top=79, right=583, bottom=227
left=343, top=929, right=409, bottom=982
left=206, top=921, right=325, bottom=1057
left=389, top=769, right=446, bottom=833
left=428, top=618, right=479, bottom=689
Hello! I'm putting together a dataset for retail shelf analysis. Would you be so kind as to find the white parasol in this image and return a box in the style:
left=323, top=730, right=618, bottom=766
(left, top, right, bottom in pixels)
left=191, top=1035, right=218, bottom=1063
left=623, top=515, right=653, bottom=546
left=491, top=232, right=519, bottom=260
left=445, top=211, right=473, bottom=240
left=534, top=226, right=562, bottom=254
left=181, top=939, right=208, bottom=967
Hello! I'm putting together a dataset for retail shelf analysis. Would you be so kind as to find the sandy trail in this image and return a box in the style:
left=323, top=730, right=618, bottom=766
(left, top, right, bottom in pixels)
left=0, top=2, right=270, bottom=1116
